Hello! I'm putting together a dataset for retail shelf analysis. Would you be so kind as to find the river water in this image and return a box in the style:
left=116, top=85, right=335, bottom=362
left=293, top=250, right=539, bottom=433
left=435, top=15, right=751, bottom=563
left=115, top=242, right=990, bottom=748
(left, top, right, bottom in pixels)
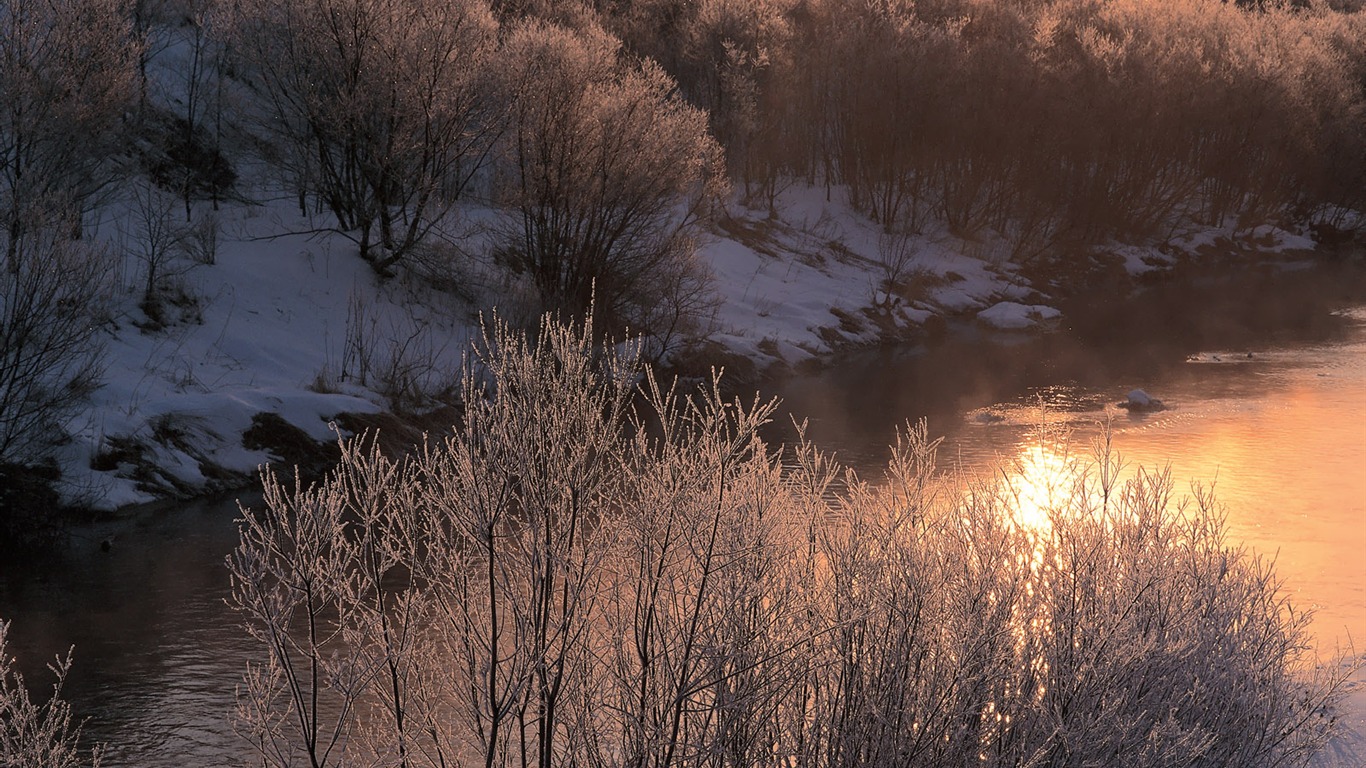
left=775, top=259, right=1366, bottom=647
left=1, top=258, right=1364, bottom=766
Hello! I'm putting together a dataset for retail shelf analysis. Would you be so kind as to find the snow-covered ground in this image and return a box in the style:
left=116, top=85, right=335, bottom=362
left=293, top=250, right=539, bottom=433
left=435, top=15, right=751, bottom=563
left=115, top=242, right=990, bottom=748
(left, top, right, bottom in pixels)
left=50, top=189, right=509, bottom=507
left=1324, top=662, right=1366, bottom=768
left=51, top=177, right=1332, bottom=512
left=705, top=185, right=1041, bottom=362
left=33, top=182, right=1019, bottom=507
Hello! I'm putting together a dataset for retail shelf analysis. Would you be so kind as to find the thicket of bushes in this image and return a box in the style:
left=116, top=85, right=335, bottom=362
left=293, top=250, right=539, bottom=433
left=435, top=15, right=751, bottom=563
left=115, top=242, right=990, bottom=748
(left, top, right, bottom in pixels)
left=224, top=316, right=1347, bottom=768
left=222, top=0, right=1366, bottom=282
left=610, top=0, right=1366, bottom=252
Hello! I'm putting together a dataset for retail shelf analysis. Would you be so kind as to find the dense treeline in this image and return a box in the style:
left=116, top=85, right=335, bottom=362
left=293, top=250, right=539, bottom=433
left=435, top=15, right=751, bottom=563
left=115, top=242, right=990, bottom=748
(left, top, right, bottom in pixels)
left=218, top=0, right=1366, bottom=296
left=167, top=0, right=1366, bottom=327
left=606, top=0, right=1366, bottom=252
left=7, top=0, right=1366, bottom=286
left=162, top=0, right=1366, bottom=303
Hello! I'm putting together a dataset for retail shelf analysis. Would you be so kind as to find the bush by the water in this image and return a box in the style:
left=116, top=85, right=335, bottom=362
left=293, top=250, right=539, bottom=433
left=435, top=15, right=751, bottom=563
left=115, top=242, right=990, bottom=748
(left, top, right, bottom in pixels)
left=0, top=620, right=101, bottom=768
left=227, top=316, right=1347, bottom=768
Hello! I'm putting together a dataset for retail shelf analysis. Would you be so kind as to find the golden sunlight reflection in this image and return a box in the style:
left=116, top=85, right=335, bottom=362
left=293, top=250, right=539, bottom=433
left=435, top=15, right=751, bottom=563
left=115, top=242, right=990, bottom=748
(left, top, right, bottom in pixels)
left=952, top=342, right=1366, bottom=646
left=994, top=436, right=1083, bottom=532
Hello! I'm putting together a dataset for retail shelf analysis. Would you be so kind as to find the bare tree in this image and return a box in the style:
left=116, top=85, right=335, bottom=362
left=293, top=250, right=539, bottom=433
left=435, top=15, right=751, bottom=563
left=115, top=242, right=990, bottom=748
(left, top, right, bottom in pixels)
left=231, top=315, right=641, bottom=768
left=584, top=371, right=821, bottom=768
left=168, top=0, right=232, bottom=218
left=228, top=0, right=500, bottom=273
left=492, top=20, right=725, bottom=349
left=0, top=0, right=137, bottom=265
left=229, top=433, right=420, bottom=768
left=0, top=231, right=107, bottom=465
left=121, top=181, right=194, bottom=328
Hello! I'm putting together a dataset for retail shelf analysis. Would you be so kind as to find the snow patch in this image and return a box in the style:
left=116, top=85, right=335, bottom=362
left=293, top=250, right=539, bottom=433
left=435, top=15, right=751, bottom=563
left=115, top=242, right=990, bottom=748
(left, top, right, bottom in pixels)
left=1111, top=243, right=1175, bottom=275
left=977, top=302, right=1061, bottom=330
left=49, top=196, right=444, bottom=509
left=701, top=185, right=1038, bottom=359
left=1249, top=224, right=1315, bottom=253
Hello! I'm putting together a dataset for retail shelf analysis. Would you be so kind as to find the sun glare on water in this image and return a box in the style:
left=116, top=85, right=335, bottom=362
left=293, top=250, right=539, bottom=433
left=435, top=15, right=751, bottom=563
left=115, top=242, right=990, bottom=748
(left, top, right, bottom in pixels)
left=995, top=439, right=1084, bottom=532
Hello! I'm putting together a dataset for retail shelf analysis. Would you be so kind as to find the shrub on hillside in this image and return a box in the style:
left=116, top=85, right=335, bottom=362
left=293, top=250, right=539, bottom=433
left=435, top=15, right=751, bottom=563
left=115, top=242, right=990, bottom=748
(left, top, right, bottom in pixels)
left=491, top=21, right=725, bottom=355
left=0, top=0, right=137, bottom=257
left=0, top=233, right=107, bottom=467
left=227, top=0, right=500, bottom=273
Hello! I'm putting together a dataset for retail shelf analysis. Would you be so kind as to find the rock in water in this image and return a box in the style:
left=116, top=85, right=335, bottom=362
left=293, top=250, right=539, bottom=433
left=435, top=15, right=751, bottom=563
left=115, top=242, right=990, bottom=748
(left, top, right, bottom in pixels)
left=1120, top=389, right=1165, bottom=411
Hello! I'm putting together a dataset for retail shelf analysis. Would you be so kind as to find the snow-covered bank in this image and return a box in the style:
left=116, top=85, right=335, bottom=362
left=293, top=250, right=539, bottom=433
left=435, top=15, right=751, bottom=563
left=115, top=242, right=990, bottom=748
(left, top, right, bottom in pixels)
left=50, top=200, right=469, bottom=509
left=705, top=186, right=1046, bottom=366
left=701, top=186, right=1333, bottom=371
left=1321, top=661, right=1366, bottom=768
left=40, top=182, right=1341, bottom=512
left=36, top=184, right=1017, bottom=508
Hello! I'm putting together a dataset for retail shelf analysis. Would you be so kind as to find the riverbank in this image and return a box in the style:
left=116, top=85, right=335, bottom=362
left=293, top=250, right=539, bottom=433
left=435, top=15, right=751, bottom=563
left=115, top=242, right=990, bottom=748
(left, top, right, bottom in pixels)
left=1, top=183, right=1357, bottom=524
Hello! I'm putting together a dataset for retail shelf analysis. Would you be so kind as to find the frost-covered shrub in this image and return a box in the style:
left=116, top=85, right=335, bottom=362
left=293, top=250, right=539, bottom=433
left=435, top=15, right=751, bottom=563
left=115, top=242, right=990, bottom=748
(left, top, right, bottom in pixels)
left=227, top=0, right=498, bottom=273
left=0, top=620, right=102, bottom=768
left=230, top=316, right=1346, bottom=768
left=807, top=439, right=1344, bottom=768
left=491, top=21, right=724, bottom=354
left=0, top=0, right=136, bottom=256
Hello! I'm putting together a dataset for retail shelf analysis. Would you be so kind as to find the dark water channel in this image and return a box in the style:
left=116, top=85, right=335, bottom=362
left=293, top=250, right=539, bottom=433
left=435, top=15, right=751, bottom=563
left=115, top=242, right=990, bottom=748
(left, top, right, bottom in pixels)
left=0, top=495, right=257, bottom=765
left=1, top=258, right=1364, bottom=766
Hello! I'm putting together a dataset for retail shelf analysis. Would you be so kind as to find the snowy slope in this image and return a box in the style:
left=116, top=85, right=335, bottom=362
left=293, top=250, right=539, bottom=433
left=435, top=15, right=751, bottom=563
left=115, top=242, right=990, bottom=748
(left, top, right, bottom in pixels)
left=52, top=196, right=479, bottom=508
left=50, top=166, right=1338, bottom=512
left=47, top=180, right=1070, bottom=510
left=702, top=185, right=1049, bottom=366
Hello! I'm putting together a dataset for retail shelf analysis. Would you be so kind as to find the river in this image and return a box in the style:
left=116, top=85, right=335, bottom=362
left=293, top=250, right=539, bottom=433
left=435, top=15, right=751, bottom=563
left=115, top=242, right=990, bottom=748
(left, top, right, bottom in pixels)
left=1, top=258, right=1364, bottom=766
left=775, top=259, right=1366, bottom=646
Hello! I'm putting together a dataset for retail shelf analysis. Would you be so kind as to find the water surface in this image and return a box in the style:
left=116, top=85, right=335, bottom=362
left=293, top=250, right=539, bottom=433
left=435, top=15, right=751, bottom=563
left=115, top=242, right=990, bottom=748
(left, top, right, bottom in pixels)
left=0, top=496, right=256, bottom=765
left=776, top=260, right=1366, bottom=646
